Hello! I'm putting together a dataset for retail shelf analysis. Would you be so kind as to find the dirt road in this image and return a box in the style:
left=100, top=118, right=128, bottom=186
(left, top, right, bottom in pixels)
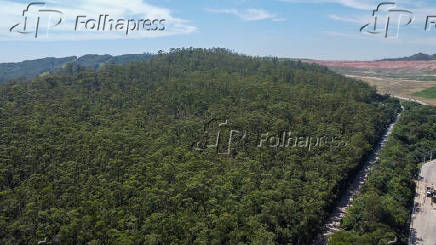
left=344, top=75, right=436, bottom=106
left=410, top=160, right=436, bottom=245
left=313, top=108, right=403, bottom=245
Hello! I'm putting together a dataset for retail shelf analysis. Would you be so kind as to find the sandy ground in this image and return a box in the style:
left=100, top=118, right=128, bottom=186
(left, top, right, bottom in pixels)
left=303, top=59, right=436, bottom=106
left=410, top=160, right=436, bottom=245
left=345, top=75, right=436, bottom=106
left=310, top=60, right=436, bottom=70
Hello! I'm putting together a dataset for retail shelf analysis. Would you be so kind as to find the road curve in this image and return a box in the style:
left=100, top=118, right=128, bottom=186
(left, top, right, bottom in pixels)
left=391, top=95, right=429, bottom=106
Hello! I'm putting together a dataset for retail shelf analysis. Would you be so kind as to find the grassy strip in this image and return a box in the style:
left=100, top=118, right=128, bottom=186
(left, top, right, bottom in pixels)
left=412, top=86, right=436, bottom=99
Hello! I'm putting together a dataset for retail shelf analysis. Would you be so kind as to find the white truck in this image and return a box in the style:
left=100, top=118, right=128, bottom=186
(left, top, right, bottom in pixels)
left=426, top=186, right=433, bottom=197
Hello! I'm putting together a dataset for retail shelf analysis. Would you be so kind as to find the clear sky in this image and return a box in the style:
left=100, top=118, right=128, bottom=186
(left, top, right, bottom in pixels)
left=1, top=0, right=436, bottom=62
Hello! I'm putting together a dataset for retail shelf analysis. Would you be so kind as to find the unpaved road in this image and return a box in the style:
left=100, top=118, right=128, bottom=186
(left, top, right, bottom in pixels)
left=391, top=96, right=429, bottom=106
left=312, top=108, right=403, bottom=245
left=343, top=75, right=436, bottom=106
left=410, top=160, right=436, bottom=245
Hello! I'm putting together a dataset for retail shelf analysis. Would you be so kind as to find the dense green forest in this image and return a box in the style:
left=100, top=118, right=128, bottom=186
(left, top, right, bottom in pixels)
left=0, top=53, right=153, bottom=84
left=329, top=102, right=436, bottom=244
left=0, top=48, right=400, bottom=244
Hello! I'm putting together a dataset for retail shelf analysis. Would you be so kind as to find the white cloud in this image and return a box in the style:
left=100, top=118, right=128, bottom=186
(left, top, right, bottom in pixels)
left=327, top=4, right=436, bottom=29
left=328, top=14, right=371, bottom=24
left=0, top=0, right=196, bottom=41
left=277, top=0, right=378, bottom=10
left=277, top=0, right=429, bottom=10
left=206, top=8, right=284, bottom=22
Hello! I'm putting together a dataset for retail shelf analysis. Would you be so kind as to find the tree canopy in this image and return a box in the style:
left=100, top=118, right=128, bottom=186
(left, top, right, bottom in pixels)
left=329, top=102, right=436, bottom=245
left=0, top=48, right=400, bottom=244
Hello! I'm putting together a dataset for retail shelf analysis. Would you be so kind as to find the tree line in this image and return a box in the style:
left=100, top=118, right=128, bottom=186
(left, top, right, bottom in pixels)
left=330, top=102, right=436, bottom=244
left=0, top=48, right=400, bottom=244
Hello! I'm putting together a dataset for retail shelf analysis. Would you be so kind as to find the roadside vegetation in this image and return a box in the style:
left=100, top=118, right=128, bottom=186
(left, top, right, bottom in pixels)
left=329, top=102, right=436, bottom=244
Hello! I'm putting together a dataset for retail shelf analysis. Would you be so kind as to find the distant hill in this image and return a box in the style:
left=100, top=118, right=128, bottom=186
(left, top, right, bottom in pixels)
left=0, top=53, right=154, bottom=83
left=381, top=52, right=436, bottom=61
left=0, top=48, right=400, bottom=245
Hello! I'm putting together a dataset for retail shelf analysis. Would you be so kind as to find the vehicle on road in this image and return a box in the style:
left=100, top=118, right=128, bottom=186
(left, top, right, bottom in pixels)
left=426, top=187, right=433, bottom=197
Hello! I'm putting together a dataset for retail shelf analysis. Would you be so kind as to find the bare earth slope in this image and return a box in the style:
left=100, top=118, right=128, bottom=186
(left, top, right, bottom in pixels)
left=306, top=60, right=436, bottom=106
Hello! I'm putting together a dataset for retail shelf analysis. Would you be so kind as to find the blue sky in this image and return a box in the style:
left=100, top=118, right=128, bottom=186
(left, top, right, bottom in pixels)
left=1, top=0, right=436, bottom=62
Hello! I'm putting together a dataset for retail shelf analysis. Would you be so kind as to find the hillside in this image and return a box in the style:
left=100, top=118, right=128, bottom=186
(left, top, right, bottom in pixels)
left=306, top=58, right=436, bottom=106
left=381, top=53, right=436, bottom=61
left=0, top=53, right=153, bottom=83
left=0, top=48, right=400, bottom=244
